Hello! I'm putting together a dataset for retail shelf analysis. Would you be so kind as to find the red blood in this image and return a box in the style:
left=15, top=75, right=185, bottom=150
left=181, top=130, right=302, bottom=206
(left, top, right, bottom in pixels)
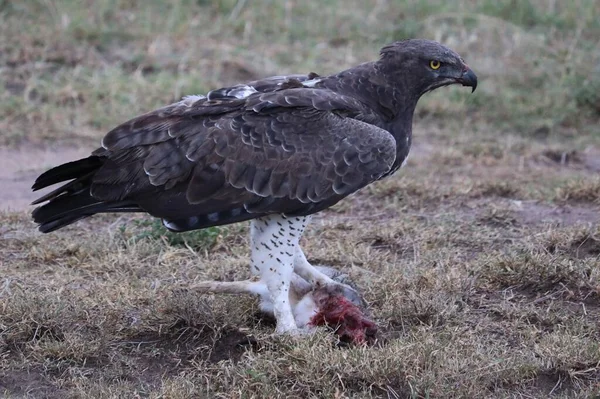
left=309, top=291, right=377, bottom=344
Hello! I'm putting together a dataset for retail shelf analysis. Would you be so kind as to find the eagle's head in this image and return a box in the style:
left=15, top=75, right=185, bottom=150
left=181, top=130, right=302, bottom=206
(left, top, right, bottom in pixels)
left=378, top=39, right=477, bottom=96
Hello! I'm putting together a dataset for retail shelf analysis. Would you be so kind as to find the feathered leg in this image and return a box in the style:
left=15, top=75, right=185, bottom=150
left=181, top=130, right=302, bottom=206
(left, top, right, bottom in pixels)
left=250, top=214, right=309, bottom=334
left=190, top=216, right=364, bottom=333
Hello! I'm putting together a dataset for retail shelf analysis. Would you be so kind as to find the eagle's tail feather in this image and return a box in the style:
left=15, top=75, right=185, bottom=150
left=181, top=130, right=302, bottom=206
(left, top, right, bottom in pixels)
left=32, top=156, right=103, bottom=192
left=31, top=156, right=141, bottom=233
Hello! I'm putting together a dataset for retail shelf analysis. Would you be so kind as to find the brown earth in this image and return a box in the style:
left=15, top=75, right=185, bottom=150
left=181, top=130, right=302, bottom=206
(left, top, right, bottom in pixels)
left=0, top=144, right=92, bottom=212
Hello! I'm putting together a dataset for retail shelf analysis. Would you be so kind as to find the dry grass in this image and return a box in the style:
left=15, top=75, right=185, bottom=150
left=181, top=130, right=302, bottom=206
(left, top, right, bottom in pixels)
left=1, top=1, right=600, bottom=398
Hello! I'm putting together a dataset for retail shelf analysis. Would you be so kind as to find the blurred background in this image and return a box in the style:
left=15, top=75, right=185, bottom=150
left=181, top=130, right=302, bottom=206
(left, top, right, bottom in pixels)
left=1, top=2, right=600, bottom=398
left=1, top=0, right=599, bottom=211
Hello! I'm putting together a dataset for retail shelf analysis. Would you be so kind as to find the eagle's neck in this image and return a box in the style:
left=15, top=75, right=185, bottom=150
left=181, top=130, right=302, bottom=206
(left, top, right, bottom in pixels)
left=385, top=108, right=414, bottom=175
left=321, top=62, right=419, bottom=175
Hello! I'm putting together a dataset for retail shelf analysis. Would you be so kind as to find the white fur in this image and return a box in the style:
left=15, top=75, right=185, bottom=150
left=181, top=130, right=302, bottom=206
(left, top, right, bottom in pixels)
left=190, top=273, right=319, bottom=329
left=293, top=294, right=319, bottom=329
left=293, top=244, right=336, bottom=287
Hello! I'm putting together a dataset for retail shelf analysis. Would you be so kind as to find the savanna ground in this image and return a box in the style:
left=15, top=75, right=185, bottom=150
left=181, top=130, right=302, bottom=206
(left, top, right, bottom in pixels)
left=1, top=1, right=600, bottom=397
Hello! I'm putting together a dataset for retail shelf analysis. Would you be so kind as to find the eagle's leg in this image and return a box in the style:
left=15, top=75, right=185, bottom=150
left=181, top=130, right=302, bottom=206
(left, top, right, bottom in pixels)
left=250, top=214, right=309, bottom=334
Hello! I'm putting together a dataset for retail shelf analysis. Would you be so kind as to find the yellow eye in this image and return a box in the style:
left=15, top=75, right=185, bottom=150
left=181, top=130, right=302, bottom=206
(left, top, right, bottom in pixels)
left=430, top=60, right=441, bottom=70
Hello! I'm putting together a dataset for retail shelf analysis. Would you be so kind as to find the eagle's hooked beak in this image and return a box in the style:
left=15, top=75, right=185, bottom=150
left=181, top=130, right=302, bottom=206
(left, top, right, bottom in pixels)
left=459, top=68, right=478, bottom=93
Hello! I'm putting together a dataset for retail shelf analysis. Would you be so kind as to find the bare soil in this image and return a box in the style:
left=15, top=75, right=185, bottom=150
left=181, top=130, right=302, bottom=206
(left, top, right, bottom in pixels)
left=0, top=144, right=92, bottom=212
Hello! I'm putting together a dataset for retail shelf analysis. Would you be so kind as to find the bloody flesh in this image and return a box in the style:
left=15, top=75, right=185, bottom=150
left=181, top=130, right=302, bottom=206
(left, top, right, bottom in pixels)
left=309, top=290, right=377, bottom=344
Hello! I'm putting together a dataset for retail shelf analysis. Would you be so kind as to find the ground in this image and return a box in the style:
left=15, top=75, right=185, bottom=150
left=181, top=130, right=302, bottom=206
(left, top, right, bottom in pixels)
left=1, top=1, right=600, bottom=398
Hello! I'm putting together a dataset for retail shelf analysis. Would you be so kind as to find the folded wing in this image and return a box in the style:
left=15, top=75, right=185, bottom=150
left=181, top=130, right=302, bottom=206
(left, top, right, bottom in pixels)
left=33, top=86, right=396, bottom=232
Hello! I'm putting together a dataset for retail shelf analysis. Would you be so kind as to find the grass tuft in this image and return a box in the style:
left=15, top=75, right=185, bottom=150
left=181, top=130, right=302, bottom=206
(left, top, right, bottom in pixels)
left=122, top=218, right=223, bottom=250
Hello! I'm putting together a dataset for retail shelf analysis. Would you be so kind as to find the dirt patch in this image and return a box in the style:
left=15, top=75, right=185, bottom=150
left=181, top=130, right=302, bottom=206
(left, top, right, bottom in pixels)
left=582, top=151, right=600, bottom=172
left=122, top=323, right=259, bottom=366
left=568, top=235, right=600, bottom=259
left=1, top=326, right=259, bottom=398
left=539, top=148, right=600, bottom=173
left=0, top=144, right=92, bottom=212
left=366, top=235, right=416, bottom=258
left=513, top=201, right=600, bottom=226
left=0, top=368, right=65, bottom=399
left=208, top=329, right=260, bottom=363
left=451, top=197, right=599, bottom=230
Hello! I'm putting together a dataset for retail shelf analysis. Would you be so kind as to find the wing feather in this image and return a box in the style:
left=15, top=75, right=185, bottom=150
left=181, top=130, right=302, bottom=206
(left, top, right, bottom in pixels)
left=87, top=87, right=395, bottom=224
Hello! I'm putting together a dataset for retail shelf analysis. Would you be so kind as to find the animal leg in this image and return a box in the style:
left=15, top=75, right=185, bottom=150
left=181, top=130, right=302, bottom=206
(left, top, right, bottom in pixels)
left=190, top=275, right=313, bottom=320
left=293, top=246, right=337, bottom=287
left=294, top=246, right=365, bottom=308
left=190, top=279, right=268, bottom=296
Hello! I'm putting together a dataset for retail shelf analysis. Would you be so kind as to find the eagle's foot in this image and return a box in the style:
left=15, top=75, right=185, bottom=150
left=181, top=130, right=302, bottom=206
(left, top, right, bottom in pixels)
left=274, top=319, right=299, bottom=335
left=275, top=325, right=315, bottom=337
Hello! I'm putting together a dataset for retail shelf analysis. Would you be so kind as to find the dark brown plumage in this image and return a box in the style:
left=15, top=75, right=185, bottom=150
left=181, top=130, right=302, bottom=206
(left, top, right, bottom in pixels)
left=31, top=39, right=477, bottom=338
left=32, top=39, right=476, bottom=233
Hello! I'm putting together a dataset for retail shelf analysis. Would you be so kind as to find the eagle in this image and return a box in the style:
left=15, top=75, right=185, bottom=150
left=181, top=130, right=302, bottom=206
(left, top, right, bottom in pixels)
left=32, top=39, right=477, bottom=343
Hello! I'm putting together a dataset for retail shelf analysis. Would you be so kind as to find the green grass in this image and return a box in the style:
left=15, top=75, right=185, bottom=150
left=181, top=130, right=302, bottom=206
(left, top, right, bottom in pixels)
left=122, top=218, right=223, bottom=250
left=1, top=0, right=600, bottom=398
left=1, top=0, right=599, bottom=144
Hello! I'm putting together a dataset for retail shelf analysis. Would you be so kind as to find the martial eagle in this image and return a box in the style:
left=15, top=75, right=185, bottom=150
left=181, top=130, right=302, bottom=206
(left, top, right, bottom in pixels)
left=32, top=39, right=477, bottom=343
